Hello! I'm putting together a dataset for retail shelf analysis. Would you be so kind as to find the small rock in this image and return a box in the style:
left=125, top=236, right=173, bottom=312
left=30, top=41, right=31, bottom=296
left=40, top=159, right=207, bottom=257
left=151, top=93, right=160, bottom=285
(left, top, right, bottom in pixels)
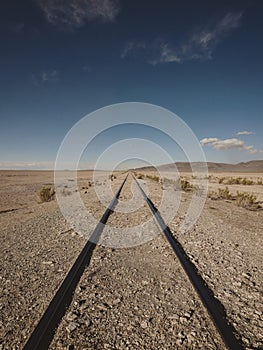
left=187, top=333, right=195, bottom=342
left=66, top=322, right=79, bottom=334
left=85, top=318, right=91, bottom=327
left=179, top=316, right=188, bottom=323
left=176, top=339, right=183, bottom=346
left=66, top=311, right=78, bottom=322
left=184, top=312, right=191, bottom=319
left=140, top=321, right=148, bottom=329
left=112, top=298, right=121, bottom=306
left=242, top=272, right=251, bottom=279
left=42, top=261, right=54, bottom=265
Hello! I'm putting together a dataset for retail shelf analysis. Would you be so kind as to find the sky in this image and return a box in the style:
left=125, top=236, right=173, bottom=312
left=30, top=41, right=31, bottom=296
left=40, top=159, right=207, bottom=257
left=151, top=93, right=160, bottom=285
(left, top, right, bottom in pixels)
left=0, top=0, right=263, bottom=169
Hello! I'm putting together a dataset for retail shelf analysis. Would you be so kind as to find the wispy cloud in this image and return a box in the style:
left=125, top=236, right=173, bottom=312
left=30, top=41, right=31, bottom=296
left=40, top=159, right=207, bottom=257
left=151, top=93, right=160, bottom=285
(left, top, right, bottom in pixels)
left=121, top=41, right=146, bottom=59
left=237, top=131, right=255, bottom=135
left=122, top=12, right=243, bottom=64
left=32, top=70, right=59, bottom=86
left=200, top=137, right=263, bottom=154
left=36, top=0, right=120, bottom=30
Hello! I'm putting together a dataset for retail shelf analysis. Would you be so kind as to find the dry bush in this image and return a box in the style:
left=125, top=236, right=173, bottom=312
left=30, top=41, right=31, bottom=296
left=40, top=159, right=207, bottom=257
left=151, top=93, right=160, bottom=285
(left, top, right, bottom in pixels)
left=161, top=177, right=176, bottom=186
left=225, top=177, right=254, bottom=185
left=39, top=186, right=55, bottom=202
left=217, top=187, right=232, bottom=200
left=226, top=177, right=241, bottom=185
left=218, top=177, right=225, bottom=184
left=236, top=191, right=259, bottom=209
left=210, top=187, right=261, bottom=210
left=137, top=173, right=144, bottom=179
left=257, top=178, right=263, bottom=185
left=109, top=174, right=116, bottom=181
left=161, top=177, right=181, bottom=190
left=241, top=178, right=254, bottom=185
left=146, top=174, right=160, bottom=182
left=180, top=179, right=193, bottom=191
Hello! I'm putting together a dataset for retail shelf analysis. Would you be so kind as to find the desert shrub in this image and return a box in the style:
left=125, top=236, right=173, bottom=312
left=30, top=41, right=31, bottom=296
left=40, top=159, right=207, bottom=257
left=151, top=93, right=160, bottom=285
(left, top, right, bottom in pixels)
left=137, top=173, right=144, bottom=179
left=218, top=177, right=225, bottom=184
left=109, top=174, right=116, bottom=181
left=61, top=188, right=72, bottom=196
left=161, top=177, right=182, bottom=190
left=146, top=174, right=159, bottom=182
left=180, top=179, right=193, bottom=191
left=225, top=177, right=254, bottom=185
left=236, top=191, right=258, bottom=209
left=39, top=186, right=55, bottom=202
left=257, top=178, right=263, bottom=185
left=226, top=177, right=240, bottom=185
left=241, top=178, right=254, bottom=185
left=150, top=175, right=159, bottom=182
left=162, top=177, right=176, bottom=186
left=217, top=187, right=232, bottom=200
left=208, top=190, right=218, bottom=200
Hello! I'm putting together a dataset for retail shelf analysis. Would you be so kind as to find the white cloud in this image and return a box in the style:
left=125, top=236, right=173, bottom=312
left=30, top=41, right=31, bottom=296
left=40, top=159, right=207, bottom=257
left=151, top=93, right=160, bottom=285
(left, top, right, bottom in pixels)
left=200, top=138, right=219, bottom=145
left=237, top=131, right=255, bottom=135
left=37, top=0, right=120, bottom=29
left=158, top=43, right=181, bottom=64
left=121, top=41, right=146, bottom=59
left=122, top=12, right=243, bottom=64
left=32, top=70, right=59, bottom=85
left=200, top=137, right=263, bottom=154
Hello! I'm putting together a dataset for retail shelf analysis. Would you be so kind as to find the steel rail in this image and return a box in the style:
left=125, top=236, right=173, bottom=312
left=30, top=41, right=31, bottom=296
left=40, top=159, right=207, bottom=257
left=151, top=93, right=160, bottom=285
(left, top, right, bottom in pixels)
left=133, top=175, right=244, bottom=350
left=23, top=174, right=128, bottom=350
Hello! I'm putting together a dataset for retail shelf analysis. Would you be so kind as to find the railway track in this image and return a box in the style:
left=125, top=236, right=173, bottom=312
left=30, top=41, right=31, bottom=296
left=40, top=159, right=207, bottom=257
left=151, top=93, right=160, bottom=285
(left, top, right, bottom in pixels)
left=133, top=176, right=244, bottom=350
left=23, top=175, right=128, bottom=350
left=24, top=173, right=244, bottom=349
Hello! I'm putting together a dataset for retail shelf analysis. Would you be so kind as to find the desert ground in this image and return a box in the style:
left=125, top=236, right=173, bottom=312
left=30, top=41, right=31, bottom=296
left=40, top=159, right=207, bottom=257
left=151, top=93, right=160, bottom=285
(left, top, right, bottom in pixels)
left=0, top=168, right=262, bottom=349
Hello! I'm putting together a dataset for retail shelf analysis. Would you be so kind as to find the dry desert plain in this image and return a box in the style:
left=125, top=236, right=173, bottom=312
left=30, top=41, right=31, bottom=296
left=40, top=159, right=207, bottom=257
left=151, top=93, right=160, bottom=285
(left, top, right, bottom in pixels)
left=0, top=166, right=262, bottom=349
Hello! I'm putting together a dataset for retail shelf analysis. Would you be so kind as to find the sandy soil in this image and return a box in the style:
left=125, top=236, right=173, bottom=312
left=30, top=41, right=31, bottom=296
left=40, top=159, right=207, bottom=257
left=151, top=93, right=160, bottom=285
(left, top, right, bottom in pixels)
left=0, top=170, right=262, bottom=349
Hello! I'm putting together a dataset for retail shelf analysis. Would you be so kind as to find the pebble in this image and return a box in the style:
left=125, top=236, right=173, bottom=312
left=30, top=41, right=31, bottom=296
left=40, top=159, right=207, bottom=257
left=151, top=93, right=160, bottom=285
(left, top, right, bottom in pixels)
left=66, top=322, right=79, bottom=334
left=66, top=311, right=78, bottom=322
left=140, top=321, right=148, bottom=329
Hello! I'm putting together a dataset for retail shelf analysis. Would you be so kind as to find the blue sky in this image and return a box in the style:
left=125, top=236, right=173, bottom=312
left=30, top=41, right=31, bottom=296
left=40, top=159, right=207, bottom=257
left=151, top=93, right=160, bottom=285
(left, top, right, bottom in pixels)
left=0, top=0, right=263, bottom=169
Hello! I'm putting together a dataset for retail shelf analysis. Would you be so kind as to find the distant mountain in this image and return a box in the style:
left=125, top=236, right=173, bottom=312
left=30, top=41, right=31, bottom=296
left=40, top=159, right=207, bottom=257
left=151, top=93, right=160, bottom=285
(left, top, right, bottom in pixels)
left=135, top=160, right=263, bottom=173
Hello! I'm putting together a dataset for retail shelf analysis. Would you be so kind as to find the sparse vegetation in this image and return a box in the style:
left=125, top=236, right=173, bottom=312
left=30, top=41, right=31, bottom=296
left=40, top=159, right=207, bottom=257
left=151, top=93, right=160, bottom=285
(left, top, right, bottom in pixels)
left=217, top=176, right=262, bottom=186
left=180, top=179, right=193, bottom=191
left=39, top=186, right=55, bottom=202
left=137, top=173, right=144, bottom=179
left=161, top=177, right=177, bottom=186
left=146, top=174, right=160, bottom=182
left=218, top=177, right=225, bottom=184
left=226, top=177, right=254, bottom=185
left=152, top=175, right=159, bottom=182
left=161, top=177, right=197, bottom=191
left=217, top=186, right=232, bottom=200
left=236, top=191, right=259, bottom=209
left=209, top=186, right=261, bottom=210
